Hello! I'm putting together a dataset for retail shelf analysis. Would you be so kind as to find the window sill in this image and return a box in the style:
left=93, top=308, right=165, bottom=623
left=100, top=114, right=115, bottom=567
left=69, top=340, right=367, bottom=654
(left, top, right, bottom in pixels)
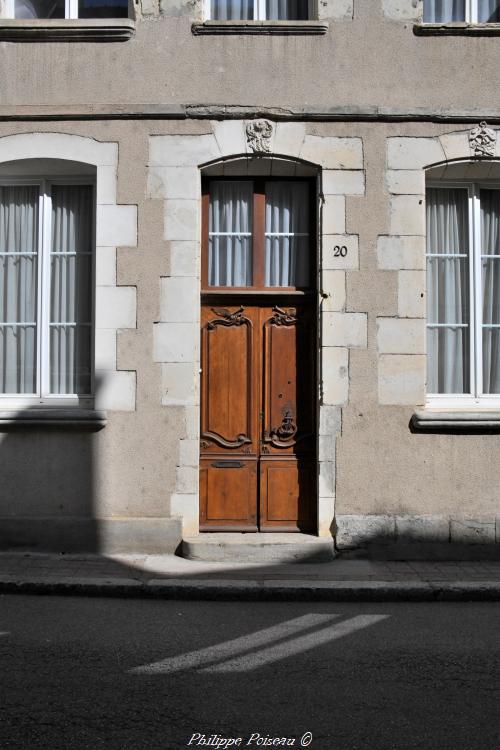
left=414, top=22, right=500, bottom=36
left=192, top=20, right=328, bottom=35
left=411, top=409, right=500, bottom=431
left=0, top=18, right=135, bottom=42
left=0, top=409, right=107, bottom=431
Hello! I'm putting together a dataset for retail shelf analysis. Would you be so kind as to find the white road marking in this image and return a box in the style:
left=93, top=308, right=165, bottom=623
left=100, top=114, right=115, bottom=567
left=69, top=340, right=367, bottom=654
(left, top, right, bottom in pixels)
left=203, top=615, right=389, bottom=672
left=130, top=614, right=339, bottom=674
left=0, top=632, right=9, bottom=637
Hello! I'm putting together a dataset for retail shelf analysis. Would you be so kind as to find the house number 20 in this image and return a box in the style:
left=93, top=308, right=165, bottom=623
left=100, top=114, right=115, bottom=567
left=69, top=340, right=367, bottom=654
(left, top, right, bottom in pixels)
left=333, top=245, right=348, bottom=257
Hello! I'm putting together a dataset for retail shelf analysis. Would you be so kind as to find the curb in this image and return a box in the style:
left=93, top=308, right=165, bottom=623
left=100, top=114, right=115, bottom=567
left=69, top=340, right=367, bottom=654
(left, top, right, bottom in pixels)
left=2, top=576, right=500, bottom=601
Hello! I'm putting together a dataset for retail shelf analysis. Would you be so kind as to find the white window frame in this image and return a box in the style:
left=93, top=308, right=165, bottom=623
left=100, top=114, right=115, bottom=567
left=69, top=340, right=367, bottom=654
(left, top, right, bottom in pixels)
left=204, top=0, right=313, bottom=20
left=4, top=0, right=78, bottom=17
left=2, top=0, right=129, bottom=19
left=427, top=180, right=500, bottom=409
left=424, top=0, right=500, bottom=23
left=0, top=176, right=96, bottom=409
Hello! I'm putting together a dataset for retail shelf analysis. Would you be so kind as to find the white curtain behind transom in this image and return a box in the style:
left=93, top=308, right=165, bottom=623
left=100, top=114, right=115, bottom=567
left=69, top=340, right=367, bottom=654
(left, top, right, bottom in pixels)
left=423, top=0, right=465, bottom=21
left=265, top=181, right=309, bottom=287
left=209, top=181, right=253, bottom=287
left=426, top=187, right=470, bottom=393
left=0, top=185, right=38, bottom=394
left=50, top=184, right=93, bottom=395
left=481, top=189, right=500, bottom=393
left=210, top=0, right=253, bottom=19
left=478, top=0, right=500, bottom=21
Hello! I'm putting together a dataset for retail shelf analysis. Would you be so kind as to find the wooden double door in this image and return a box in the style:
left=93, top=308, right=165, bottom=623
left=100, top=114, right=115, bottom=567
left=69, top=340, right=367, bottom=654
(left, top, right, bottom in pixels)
left=200, top=300, right=316, bottom=532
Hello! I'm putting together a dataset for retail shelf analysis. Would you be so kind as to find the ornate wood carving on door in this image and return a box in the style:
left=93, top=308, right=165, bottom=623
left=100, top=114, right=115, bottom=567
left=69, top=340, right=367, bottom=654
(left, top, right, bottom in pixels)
left=200, top=176, right=317, bottom=532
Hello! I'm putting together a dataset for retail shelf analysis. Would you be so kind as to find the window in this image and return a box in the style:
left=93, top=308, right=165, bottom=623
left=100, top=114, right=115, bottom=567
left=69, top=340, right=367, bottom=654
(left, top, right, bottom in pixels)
left=5, top=0, right=128, bottom=19
left=426, top=183, right=500, bottom=405
left=208, top=0, right=310, bottom=20
left=423, top=0, right=500, bottom=23
left=0, top=179, right=94, bottom=403
left=202, top=179, right=313, bottom=290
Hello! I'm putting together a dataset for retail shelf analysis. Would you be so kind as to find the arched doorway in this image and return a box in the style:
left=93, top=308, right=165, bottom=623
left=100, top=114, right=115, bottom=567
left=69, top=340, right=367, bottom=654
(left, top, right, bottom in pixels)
left=199, top=157, right=318, bottom=532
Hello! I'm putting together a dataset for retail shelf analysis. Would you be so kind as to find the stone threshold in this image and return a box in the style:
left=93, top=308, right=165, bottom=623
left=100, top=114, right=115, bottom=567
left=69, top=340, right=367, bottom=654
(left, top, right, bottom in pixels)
left=182, top=533, right=335, bottom=563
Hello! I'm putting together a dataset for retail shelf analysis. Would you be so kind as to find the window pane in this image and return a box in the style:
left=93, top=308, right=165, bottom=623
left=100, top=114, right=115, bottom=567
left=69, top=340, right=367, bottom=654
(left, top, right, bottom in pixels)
left=14, top=0, right=64, bottom=17
left=50, top=185, right=93, bottom=395
left=426, top=187, right=470, bottom=393
left=481, top=189, right=500, bottom=393
left=265, top=181, right=309, bottom=287
left=0, top=185, right=38, bottom=394
left=50, top=325, right=91, bottom=395
left=481, top=189, right=500, bottom=324
left=427, top=327, right=470, bottom=393
left=266, top=0, right=308, bottom=19
left=78, top=0, right=129, bottom=18
left=210, top=0, right=253, bottom=19
left=478, top=0, right=500, bottom=21
left=423, top=0, right=465, bottom=22
left=483, top=329, right=500, bottom=392
left=209, top=181, right=253, bottom=287
left=427, top=257, right=469, bottom=323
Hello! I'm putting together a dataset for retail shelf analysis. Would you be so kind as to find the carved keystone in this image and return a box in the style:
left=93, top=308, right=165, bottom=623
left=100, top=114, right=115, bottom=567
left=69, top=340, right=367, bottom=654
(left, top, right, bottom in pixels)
left=246, top=120, right=274, bottom=154
left=469, top=121, right=496, bottom=157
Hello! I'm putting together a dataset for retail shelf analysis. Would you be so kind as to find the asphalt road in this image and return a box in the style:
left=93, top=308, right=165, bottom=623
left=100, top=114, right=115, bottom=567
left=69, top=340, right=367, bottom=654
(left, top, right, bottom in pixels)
left=1, top=595, right=499, bottom=750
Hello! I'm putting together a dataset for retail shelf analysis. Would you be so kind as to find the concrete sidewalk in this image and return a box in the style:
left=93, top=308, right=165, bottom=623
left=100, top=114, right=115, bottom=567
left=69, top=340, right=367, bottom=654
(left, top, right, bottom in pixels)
left=2, top=552, right=500, bottom=600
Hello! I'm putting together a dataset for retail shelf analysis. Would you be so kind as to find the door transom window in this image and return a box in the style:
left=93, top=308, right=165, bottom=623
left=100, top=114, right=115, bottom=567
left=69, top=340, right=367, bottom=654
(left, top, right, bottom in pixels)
left=202, top=178, right=314, bottom=292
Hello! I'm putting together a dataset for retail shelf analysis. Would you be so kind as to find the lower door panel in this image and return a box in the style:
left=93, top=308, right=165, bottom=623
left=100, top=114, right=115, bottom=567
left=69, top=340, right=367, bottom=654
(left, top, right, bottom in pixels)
left=200, top=458, right=258, bottom=531
left=259, top=459, right=316, bottom=532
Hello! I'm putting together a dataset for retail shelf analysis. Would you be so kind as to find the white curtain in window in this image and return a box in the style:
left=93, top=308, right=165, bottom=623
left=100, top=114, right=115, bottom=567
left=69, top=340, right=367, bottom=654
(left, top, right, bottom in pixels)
left=266, top=0, right=309, bottom=19
left=50, top=185, right=93, bottom=395
left=209, top=181, right=253, bottom=287
left=210, top=0, right=253, bottom=19
left=478, top=0, right=500, bottom=20
left=481, top=190, right=500, bottom=393
left=265, top=181, right=309, bottom=287
left=0, top=186, right=38, bottom=394
left=426, top=188, right=470, bottom=393
left=423, top=0, right=465, bottom=21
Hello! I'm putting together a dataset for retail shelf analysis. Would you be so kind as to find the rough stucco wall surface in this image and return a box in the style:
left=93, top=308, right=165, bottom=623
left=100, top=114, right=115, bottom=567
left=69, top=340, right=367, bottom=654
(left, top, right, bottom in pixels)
left=0, top=2, right=499, bottom=113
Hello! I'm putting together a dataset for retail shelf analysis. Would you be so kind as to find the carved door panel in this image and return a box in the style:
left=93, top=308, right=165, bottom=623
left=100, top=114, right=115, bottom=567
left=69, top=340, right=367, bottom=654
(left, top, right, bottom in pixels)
left=259, top=304, right=316, bottom=531
left=200, top=302, right=316, bottom=531
left=200, top=305, right=260, bottom=530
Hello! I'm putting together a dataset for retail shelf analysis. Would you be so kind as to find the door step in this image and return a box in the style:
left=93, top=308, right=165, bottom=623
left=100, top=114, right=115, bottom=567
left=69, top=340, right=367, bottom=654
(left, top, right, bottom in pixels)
left=181, top=533, right=335, bottom=564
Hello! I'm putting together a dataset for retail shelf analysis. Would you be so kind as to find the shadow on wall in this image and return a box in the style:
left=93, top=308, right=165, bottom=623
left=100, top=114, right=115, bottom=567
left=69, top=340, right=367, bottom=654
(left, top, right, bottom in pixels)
left=0, top=373, right=107, bottom=554
left=0, top=410, right=99, bottom=553
left=0, top=373, right=184, bottom=559
left=334, top=519, right=500, bottom=561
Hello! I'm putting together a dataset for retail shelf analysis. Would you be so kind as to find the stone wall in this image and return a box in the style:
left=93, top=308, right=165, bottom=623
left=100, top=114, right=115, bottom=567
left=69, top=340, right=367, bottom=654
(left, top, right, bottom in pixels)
left=0, top=119, right=500, bottom=555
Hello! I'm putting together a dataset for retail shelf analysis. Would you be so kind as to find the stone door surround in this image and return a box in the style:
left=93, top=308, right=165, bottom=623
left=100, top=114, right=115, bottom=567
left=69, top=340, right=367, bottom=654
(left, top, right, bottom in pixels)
left=148, top=120, right=367, bottom=537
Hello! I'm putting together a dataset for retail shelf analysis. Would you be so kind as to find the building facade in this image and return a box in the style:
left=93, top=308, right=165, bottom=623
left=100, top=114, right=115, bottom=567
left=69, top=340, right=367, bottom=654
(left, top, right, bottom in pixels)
left=1, top=0, right=500, bottom=557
